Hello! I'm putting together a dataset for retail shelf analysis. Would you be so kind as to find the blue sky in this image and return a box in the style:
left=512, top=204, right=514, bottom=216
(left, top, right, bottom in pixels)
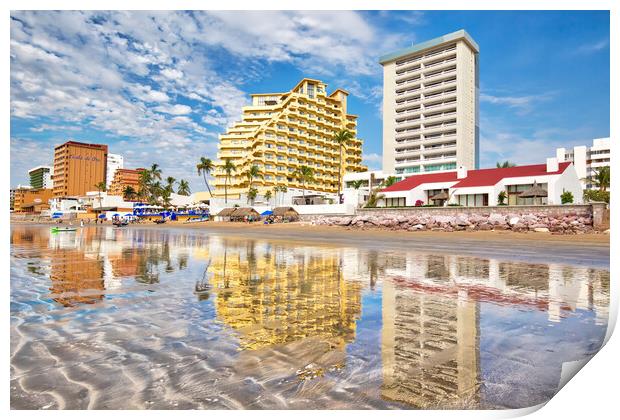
left=10, top=10, right=609, bottom=191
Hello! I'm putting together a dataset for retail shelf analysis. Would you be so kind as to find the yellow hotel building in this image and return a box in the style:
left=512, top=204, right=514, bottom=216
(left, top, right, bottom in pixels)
left=212, top=78, right=367, bottom=199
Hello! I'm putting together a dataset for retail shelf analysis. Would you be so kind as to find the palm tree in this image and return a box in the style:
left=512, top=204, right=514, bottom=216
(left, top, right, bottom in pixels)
left=247, top=187, right=258, bottom=205
left=122, top=185, right=137, bottom=201
left=293, top=165, right=314, bottom=201
left=196, top=157, right=214, bottom=196
left=587, top=166, right=610, bottom=192
left=244, top=164, right=262, bottom=203
left=165, top=176, right=176, bottom=192
left=138, top=169, right=152, bottom=202
left=496, top=161, right=516, bottom=168
left=161, top=185, right=173, bottom=209
left=333, top=129, right=354, bottom=202
left=264, top=190, right=272, bottom=205
left=351, top=180, right=364, bottom=190
left=383, top=176, right=399, bottom=188
left=177, top=179, right=191, bottom=196
left=150, top=163, right=162, bottom=181
left=150, top=181, right=163, bottom=205
left=94, top=181, right=107, bottom=213
left=223, top=158, right=236, bottom=204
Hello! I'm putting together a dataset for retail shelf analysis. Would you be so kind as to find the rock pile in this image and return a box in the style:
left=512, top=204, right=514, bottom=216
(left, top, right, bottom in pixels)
left=314, top=212, right=595, bottom=234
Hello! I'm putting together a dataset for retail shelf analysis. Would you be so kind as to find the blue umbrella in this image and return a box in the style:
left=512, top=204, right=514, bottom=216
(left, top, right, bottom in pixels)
left=261, top=210, right=273, bottom=216
left=98, top=214, right=106, bottom=219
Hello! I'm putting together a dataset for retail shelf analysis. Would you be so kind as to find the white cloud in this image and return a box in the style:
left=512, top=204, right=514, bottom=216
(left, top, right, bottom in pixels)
left=154, top=104, right=192, bottom=115
left=30, top=124, right=82, bottom=132
left=363, top=152, right=382, bottom=170
left=480, top=92, right=553, bottom=114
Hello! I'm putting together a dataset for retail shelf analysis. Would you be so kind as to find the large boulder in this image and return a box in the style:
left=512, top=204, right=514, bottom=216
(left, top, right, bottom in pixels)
left=488, top=213, right=506, bottom=225
left=508, top=216, right=521, bottom=226
left=455, top=214, right=471, bottom=226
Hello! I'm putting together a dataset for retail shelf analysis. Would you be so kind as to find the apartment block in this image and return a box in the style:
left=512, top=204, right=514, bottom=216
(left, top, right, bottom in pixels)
left=28, top=165, right=53, bottom=189
left=108, top=168, right=142, bottom=197
left=52, top=141, right=108, bottom=198
left=212, top=78, right=366, bottom=199
left=106, top=153, right=124, bottom=187
left=556, top=137, right=610, bottom=189
left=380, top=29, right=479, bottom=176
left=13, top=187, right=54, bottom=213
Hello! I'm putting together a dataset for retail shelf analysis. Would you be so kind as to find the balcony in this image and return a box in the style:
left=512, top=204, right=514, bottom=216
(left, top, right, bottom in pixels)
left=396, top=106, right=422, bottom=116
left=423, top=78, right=457, bottom=94
left=423, top=46, right=456, bottom=61
left=395, top=60, right=423, bottom=77
left=395, top=118, right=422, bottom=130
left=423, top=90, right=457, bottom=105
left=423, top=110, right=457, bottom=123
left=423, top=56, right=457, bottom=71
left=422, top=153, right=457, bottom=162
left=395, top=96, right=423, bottom=111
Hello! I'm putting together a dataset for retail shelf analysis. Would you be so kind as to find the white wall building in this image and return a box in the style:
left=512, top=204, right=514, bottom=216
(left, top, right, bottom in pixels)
left=380, top=29, right=480, bottom=176
left=556, top=137, right=610, bottom=189
left=342, top=170, right=401, bottom=208
left=376, top=159, right=582, bottom=207
left=106, top=153, right=124, bottom=187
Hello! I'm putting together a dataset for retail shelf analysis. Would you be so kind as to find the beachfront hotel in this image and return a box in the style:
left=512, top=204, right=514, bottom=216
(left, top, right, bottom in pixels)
left=108, top=168, right=142, bottom=197
left=555, top=137, right=610, bottom=189
left=211, top=78, right=367, bottom=201
left=52, top=140, right=108, bottom=198
left=380, top=29, right=479, bottom=176
left=106, top=153, right=124, bottom=188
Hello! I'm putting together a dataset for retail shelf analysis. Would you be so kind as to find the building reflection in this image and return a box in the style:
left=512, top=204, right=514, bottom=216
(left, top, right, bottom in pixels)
left=207, top=238, right=363, bottom=352
left=379, top=253, right=610, bottom=408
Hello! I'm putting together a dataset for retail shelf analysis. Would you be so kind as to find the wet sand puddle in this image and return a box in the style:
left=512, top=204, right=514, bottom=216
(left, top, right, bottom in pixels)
left=10, top=226, right=610, bottom=409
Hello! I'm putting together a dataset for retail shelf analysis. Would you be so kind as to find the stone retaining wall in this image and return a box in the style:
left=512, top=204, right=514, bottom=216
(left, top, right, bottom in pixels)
left=313, top=204, right=607, bottom=234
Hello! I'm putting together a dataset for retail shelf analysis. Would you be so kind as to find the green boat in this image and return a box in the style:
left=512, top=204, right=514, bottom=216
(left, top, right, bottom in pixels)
left=51, top=227, right=77, bottom=233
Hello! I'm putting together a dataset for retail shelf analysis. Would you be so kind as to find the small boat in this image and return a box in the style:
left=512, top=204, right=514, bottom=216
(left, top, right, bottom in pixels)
left=51, top=226, right=77, bottom=232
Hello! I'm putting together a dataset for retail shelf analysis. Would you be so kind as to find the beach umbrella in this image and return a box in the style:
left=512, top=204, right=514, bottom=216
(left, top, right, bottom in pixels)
left=430, top=191, right=449, bottom=201
left=261, top=210, right=273, bottom=216
left=519, top=182, right=548, bottom=205
left=98, top=214, right=106, bottom=219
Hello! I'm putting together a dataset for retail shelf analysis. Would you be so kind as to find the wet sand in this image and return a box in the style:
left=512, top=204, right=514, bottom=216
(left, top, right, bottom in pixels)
left=120, top=222, right=610, bottom=269
left=14, top=221, right=609, bottom=268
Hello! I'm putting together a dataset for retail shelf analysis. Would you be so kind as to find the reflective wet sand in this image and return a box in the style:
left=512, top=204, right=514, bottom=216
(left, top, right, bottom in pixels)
left=10, top=226, right=610, bottom=409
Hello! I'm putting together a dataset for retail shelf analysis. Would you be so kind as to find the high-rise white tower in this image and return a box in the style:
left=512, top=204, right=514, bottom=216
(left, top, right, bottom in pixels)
left=380, top=29, right=479, bottom=176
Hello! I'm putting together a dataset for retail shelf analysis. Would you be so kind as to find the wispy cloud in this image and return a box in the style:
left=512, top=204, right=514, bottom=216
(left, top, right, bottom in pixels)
left=574, top=38, right=609, bottom=55
left=480, top=92, right=554, bottom=114
left=30, top=124, right=82, bottom=132
left=363, top=152, right=382, bottom=170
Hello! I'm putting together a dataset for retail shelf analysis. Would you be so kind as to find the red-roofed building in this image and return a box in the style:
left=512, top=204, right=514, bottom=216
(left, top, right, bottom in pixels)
left=376, top=159, right=582, bottom=207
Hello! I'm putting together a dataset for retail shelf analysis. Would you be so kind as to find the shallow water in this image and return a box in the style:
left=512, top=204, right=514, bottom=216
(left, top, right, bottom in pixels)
left=10, top=225, right=609, bottom=409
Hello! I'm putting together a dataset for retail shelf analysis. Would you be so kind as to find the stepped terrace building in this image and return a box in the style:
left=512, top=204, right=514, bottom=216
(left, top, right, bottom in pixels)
left=380, top=30, right=479, bottom=176
left=108, top=168, right=142, bottom=197
left=212, top=78, right=366, bottom=200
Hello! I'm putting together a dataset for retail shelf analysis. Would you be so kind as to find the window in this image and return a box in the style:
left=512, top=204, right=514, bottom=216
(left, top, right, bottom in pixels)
left=385, top=197, right=406, bottom=207
left=456, top=194, right=489, bottom=207
left=506, top=184, right=548, bottom=205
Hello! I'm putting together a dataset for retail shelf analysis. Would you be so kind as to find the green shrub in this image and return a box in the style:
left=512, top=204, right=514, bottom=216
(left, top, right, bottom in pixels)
left=447, top=203, right=462, bottom=206
left=583, top=189, right=610, bottom=204
left=561, top=190, right=574, bottom=204
left=497, top=190, right=507, bottom=205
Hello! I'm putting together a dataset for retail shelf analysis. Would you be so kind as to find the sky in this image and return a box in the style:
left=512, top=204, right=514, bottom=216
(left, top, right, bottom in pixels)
left=10, top=10, right=610, bottom=191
